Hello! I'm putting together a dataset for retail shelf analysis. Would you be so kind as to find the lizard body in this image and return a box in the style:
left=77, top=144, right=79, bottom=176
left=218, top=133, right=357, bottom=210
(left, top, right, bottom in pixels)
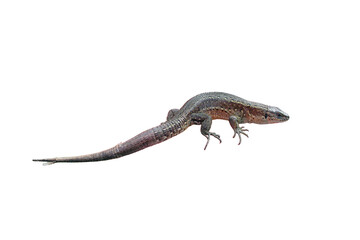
left=33, top=92, right=289, bottom=164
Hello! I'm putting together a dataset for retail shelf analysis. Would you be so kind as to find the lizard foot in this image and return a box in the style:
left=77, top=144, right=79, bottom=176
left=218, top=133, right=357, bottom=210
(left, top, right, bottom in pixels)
left=204, top=132, right=222, bottom=150
left=233, top=126, right=249, bottom=145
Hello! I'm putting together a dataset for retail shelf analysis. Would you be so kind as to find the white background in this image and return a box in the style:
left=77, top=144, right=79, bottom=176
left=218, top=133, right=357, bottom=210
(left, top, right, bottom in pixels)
left=1, top=0, right=359, bottom=239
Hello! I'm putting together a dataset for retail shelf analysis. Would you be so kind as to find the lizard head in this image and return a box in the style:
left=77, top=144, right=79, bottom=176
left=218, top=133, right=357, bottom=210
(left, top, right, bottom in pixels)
left=264, top=106, right=290, bottom=123
left=246, top=105, right=289, bottom=124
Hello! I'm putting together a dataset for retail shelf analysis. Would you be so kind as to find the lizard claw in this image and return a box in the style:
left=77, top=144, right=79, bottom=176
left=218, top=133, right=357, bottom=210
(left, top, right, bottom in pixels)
left=204, top=132, right=222, bottom=150
left=233, top=126, right=249, bottom=145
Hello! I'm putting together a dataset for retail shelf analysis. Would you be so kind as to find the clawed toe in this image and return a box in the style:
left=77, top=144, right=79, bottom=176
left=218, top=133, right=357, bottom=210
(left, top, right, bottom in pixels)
left=210, top=132, right=222, bottom=143
left=204, top=132, right=222, bottom=150
left=233, top=127, right=249, bottom=145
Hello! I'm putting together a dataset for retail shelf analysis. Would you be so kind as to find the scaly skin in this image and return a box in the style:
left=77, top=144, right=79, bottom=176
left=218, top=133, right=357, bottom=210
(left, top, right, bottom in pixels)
left=33, top=92, right=289, bottom=164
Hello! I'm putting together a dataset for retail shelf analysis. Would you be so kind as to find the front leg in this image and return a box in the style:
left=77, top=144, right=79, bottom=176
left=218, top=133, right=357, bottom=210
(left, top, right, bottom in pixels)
left=191, top=113, right=222, bottom=150
left=229, top=115, right=249, bottom=145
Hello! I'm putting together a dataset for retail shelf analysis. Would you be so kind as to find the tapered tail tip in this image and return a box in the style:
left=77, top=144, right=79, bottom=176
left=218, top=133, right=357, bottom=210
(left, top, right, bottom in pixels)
left=33, top=159, right=57, bottom=165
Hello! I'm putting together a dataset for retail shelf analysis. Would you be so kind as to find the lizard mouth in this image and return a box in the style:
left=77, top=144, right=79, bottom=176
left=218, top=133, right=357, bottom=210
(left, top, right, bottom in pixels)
left=278, top=111, right=290, bottom=122
left=267, top=106, right=289, bottom=122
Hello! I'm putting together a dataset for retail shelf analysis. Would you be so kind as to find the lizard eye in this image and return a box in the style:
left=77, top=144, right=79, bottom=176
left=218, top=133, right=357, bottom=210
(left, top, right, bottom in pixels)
left=264, top=113, right=268, bottom=119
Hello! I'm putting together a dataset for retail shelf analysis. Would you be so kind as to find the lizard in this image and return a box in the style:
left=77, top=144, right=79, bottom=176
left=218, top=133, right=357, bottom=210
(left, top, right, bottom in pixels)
left=33, top=92, right=289, bottom=164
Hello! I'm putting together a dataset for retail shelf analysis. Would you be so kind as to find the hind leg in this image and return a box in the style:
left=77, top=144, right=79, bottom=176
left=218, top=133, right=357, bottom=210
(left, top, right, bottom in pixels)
left=191, top=113, right=222, bottom=150
left=167, top=109, right=180, bottom=121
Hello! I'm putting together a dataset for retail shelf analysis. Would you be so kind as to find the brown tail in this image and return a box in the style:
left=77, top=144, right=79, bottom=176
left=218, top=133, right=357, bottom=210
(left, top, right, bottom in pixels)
left=33, top=127, right=160, bottom=164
